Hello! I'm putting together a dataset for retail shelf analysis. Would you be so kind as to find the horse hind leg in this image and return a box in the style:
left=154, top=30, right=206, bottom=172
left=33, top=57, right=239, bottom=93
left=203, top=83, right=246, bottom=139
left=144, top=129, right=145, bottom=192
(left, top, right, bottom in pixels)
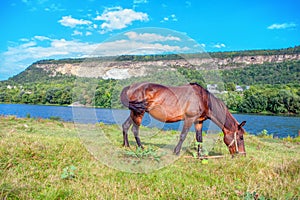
left=122, top=116, right=132, bottom=147
left=132, top=123, right=143, bottom=149
left=131, top=112, right=145, bottom=149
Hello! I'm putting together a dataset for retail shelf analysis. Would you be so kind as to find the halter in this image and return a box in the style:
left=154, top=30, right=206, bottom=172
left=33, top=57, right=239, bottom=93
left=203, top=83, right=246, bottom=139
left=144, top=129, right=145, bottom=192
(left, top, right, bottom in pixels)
left=228, top=132, right=246, bottom=155
left=228, top=132, right=239, bottom=154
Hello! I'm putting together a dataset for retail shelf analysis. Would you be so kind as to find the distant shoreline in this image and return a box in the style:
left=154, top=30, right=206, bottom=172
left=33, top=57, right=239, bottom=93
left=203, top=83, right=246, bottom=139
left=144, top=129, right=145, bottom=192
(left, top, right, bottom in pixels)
left=1, top=102, right=299, bottom=117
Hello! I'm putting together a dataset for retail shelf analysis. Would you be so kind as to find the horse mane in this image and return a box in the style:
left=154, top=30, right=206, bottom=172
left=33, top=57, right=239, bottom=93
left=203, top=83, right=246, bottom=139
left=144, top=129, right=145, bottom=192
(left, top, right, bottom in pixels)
left=190, top=83, right=237, bottom=131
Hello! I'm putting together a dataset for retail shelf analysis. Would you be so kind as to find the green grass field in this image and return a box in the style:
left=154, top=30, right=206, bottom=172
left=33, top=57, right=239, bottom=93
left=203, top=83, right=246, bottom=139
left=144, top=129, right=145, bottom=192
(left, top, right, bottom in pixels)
left=0, top=116, right=299, bottom=199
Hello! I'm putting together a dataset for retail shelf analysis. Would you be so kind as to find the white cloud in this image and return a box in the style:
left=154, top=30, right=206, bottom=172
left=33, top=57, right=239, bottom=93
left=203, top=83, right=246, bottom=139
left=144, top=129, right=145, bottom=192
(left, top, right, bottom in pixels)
left=133, top=0, right=148, bottom=4
left=194, top=43, right=206, bottom=48
left=94, top=7, right=149, bottom=33
left=0, top=37, right=99, bottom=79
left=133, top=0, right=148, bottom=8
left=21, top=0, right=65, bottom=12
left=3, top=39, right=91, bottom=60
left=20, top=41, right=37, bottom=48
left=44, top=3, right=65, bottom=12
left=72, top=30, right=83, bottom=36
left=213, top=43, right=226, bottom=48
left=20, top=38, right=30, bottom=42
left=267, top=22, right=297, bottom=30
left=171, top=14, right=177, bottom=21
left=58, top=15, right=92, bottom=28
left=161, top=14, right=177, bottom=22
left=124, top=32, right=181, bottom=43
left=1, top=31, right=192, bottom=79
left=86, top=31, right=92, bottom=36
left=34, top=35, right=51, bottom=41
left=90, top=39, right=190, bottom=56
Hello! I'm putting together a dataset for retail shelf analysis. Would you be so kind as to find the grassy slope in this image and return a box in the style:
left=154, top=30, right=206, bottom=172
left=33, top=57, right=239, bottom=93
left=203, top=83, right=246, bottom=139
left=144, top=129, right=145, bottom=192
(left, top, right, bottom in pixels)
left=0, top=116, right=299, bottom=199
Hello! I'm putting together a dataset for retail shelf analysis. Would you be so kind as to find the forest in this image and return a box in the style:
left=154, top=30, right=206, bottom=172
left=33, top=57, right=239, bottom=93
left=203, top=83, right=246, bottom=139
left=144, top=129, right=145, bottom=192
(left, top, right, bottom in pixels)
left=0, top=47, right=299, bottom=115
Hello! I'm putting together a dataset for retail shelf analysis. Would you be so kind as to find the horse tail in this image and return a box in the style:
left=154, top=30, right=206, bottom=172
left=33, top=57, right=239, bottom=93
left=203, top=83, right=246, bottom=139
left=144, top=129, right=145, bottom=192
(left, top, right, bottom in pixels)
left=120, top=85, right=147, bottom=114
left=128, top=100, right=147, bottom=114
left=120, top=86, right=130, bottom=108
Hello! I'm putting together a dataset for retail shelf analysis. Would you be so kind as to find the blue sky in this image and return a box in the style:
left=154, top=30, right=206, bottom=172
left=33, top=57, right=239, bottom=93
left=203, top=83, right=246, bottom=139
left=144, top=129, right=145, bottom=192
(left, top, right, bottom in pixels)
left=1, top=0, right=299, bottom=80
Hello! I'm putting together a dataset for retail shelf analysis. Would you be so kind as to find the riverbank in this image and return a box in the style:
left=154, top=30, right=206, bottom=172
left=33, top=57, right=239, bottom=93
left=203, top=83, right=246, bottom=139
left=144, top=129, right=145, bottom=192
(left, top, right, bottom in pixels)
left=229, top=109, right=300, bottom=117
left=1, top=103, right=300, bottom=138
left=0, top=116, right=299, bottom=199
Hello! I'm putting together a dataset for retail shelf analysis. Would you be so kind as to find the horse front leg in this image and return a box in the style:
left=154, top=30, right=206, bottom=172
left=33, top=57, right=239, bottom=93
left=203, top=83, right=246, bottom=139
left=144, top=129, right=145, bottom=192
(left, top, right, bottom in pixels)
left=174, top=119, right=194, bottom=155
left=122, top=116, right=132, bottom=147
left=194, top=121, right=203, bottom=157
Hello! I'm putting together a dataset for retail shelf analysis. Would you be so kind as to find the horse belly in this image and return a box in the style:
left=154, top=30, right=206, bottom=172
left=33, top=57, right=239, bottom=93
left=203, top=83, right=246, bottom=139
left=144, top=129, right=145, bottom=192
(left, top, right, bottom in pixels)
left=149, top=105, right=183, bottom=122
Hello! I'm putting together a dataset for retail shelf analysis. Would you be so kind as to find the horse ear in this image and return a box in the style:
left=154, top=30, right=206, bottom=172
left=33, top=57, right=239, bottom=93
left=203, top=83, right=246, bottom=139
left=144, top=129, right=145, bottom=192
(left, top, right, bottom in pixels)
left=238, top=121, right=246, bottom=129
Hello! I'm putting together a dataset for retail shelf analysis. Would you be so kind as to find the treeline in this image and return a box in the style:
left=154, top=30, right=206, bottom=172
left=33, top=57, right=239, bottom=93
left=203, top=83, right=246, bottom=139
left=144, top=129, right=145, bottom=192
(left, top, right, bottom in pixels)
left=177, top=60, right=300, bottom=85
left=222, top=60, right=300, bottom=85
left=220, top=85, right=300, bottom=114
left=33, top=56, right=117, bottom=65
left=0, top=77, right=115, bottom=107
left=1, top=79, right=299, bottom=115
left=101, top=45, right=300, bottom=61
left=0, top=81, right=74, bottom=105
left=25, top=45, right=300, bottom=64
left=115, top=54, right=184, bottom=61
left=210, top=45, right=300, bottom=58
left=7, top=65, right=77, bottom=84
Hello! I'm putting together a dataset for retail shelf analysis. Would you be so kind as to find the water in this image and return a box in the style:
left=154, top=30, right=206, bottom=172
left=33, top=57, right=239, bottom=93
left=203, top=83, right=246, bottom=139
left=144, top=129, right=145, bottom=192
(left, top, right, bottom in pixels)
left=1, top=103, right=299, bottom=138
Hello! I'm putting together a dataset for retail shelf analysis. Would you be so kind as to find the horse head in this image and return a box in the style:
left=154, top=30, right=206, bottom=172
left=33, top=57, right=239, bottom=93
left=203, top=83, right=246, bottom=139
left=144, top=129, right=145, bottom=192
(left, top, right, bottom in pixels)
left=224, top=121, right=246, bottom=156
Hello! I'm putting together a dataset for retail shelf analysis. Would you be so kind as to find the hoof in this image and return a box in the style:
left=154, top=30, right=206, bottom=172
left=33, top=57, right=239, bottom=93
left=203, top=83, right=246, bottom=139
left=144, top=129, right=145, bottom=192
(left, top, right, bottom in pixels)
left=123, top=144, right=130, bottom=148
left=197, top=150, right=204, bottom=158
left=137, top=145, right=144, bottom=150
left=173, top=149, right=180, bottom=156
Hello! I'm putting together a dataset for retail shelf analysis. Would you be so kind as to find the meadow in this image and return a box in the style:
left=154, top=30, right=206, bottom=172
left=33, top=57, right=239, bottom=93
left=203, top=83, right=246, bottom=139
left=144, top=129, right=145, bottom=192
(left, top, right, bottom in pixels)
left=0, top=116, right=299, bottom=199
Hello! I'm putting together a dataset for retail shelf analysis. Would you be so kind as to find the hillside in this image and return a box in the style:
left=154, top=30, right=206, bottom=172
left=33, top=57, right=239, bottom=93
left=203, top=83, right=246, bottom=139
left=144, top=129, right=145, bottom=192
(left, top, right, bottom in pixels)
left=6, top=46, right=300, bottom=82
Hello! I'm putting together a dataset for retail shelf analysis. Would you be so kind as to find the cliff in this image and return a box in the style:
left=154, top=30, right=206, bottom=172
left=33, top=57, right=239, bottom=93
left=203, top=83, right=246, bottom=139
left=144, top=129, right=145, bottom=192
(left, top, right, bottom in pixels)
left=31, top=53, right=300, bottom=80
left=5, top=46, right=299, bottom=82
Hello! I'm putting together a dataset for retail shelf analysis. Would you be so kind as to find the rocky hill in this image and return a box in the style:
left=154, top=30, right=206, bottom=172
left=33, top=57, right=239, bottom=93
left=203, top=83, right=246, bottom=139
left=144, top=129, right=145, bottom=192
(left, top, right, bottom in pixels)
left=9, top=46, right=300, bottom=81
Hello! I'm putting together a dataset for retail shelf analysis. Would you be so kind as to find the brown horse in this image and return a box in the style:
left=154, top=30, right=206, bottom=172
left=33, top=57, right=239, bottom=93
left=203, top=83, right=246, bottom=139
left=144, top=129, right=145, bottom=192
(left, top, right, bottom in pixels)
left=120, top=82, right=246, bottom=156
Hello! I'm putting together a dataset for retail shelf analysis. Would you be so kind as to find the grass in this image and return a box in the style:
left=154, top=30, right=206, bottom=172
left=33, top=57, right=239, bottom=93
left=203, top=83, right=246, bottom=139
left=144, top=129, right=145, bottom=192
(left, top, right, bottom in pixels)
left=0, top=116, right=299, bottom=199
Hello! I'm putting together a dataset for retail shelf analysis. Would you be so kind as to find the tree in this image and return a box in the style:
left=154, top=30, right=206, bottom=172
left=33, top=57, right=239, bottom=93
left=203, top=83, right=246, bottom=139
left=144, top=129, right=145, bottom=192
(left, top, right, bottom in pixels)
left=225, top=82, right=236, bottom=91
left=240, top=89, right=268, bottom=113
left=223, top=92, right=243, bottom=111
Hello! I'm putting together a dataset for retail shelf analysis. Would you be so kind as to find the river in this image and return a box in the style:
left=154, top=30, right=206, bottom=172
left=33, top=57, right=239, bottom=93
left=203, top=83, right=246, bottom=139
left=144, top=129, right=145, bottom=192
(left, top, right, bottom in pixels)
left=1, top=103, right=299, bottom=138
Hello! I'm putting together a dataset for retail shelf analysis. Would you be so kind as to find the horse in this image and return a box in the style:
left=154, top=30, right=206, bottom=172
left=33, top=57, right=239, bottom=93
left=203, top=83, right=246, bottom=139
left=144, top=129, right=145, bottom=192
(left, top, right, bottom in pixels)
left=120, top=82, right=246, bottom=156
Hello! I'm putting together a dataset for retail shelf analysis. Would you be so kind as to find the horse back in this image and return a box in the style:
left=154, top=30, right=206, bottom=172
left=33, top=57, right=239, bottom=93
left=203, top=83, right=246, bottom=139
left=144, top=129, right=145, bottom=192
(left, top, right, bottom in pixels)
left=121, top=82, right=204, bottom=120
left=146, top=83, right=202, bottom=121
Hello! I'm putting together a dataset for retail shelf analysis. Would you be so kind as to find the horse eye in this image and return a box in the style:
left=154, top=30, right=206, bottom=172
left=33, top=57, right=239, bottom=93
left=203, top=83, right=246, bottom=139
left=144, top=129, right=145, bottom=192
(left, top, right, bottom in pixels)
left=240, top=136, right=244, bottom=140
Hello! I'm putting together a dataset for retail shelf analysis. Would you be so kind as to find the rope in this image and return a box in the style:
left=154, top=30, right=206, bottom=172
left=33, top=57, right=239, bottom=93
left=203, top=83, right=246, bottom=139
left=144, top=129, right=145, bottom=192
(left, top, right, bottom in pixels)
left=228, top=132, right=239, bottom=153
